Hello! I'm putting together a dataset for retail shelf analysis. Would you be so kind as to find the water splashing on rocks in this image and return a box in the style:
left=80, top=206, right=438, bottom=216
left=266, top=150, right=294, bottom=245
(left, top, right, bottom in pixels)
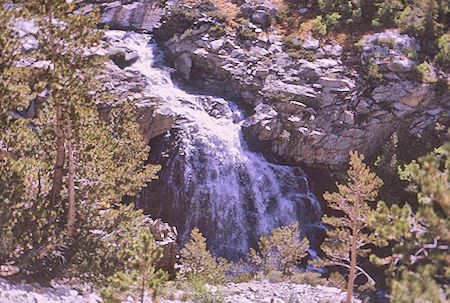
left=106, top=30, right=322, bottom=259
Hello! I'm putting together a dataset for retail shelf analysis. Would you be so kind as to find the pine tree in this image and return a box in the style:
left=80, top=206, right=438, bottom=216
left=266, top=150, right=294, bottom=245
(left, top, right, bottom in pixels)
left=371, top=143, right=449, bottom=302
left=179, top=227, right=225, bottom=283
left=311, top=151, right=384, bottom=303
left=0, top=0, right=160, bottom=276
left=101, top=230, right=168, bottom=303
left=249, top=222, right=310, bottom=276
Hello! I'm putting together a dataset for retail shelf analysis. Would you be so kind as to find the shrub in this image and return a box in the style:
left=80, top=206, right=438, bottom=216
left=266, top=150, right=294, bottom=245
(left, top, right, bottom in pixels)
left=354, top=39, right=366, bottom=51
left=218, top=258, right=252, bottom=283
left=210, top=23, right=227, bottom=37
left=266, top=270, right=282, bottom=283
left=68, top=204, right=163, bottom=283
left=100, top=230, right=168, bottom=303
left=434, top=78, right=448, bottom=95
left=237, top=25, right=257, bottom=41
left=396, top=6, right=425, bottom=38
left=248, top=222, right=310, bottom=275
left=287, top=49, right=317, bottom=61
left=161, top=276, right=224, bottom=303
left=325, top=12, right=342, bottom=29
left=318, top=0, right=361, bottom=24
left=372, top=0, right=403, bottom=30
left=410, top=61, right=429, bottom=82
left=366, top=60, right=383, bottom=82
left=283, top=35, right=301, bottom=49
left=179, top=228, right=225, bottom=284
left=327, top=272, right=347, bottom=290
left=193, top=288, right=225, bottom=303
left=276, top=5, right=291, bottom=23
left=406, top=48, right=418, bottom=61
left=436, top=33, right=450, bottom=64
left=291, top=270, right=325, bottom=286
left=311, top=16, right=327, bottom=36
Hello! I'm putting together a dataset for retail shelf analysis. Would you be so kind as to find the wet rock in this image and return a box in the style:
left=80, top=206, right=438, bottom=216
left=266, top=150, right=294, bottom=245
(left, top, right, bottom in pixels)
left=108, top=48, right=139, bottom=68
left=136, top=104, right=175, bottom=145
left=175, top=53, right=192, bottom=81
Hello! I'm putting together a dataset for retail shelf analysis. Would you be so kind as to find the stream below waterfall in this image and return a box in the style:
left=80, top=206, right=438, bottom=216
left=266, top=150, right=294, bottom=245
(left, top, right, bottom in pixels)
left=106, top=30, right=323, bottom=260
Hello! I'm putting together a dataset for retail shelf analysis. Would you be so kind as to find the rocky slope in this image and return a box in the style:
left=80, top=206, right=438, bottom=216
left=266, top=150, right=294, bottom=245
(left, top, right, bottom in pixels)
left=81, top=0, right=449, bottom=169
left=0, top=278, right=101, bottom=303
left=0, top=277, right=362, bottom=303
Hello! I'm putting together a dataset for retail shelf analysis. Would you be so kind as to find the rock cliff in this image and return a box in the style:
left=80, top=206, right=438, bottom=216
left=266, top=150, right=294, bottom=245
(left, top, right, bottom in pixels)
left=83, top=0, right=449, bottom=169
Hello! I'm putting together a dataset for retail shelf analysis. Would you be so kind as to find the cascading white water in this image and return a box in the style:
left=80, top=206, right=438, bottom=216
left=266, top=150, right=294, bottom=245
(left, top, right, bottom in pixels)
left=106, top=30, right=322, bottom=259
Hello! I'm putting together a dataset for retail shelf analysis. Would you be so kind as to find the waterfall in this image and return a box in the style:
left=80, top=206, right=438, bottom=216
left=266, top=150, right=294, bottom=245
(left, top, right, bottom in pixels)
left=106, top=30, right=322, bottom=259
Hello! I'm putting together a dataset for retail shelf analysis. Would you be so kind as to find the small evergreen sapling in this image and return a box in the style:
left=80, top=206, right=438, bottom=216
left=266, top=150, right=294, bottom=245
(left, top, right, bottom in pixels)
left=311, top=151, right=384, bottom=303
left=101, top=230, right=168, bottom=303
left=249, top=222, right=310, bottom=276
left=179, top=227, right=226, bottom=284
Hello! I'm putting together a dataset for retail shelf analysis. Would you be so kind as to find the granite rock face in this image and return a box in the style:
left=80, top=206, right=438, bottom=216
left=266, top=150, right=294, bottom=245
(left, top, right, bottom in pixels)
left=99, top=0, right=449, bottom=169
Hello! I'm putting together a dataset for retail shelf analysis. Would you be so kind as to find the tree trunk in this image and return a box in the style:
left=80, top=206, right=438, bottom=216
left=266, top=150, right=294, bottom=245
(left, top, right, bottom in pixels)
left=47, top=6, right=65, bottom=207
left=50, top=104, right=65, bottom=205
left=346, top=226, right=358, bottom=303
left=66, top=116, right=75, bottom=238
left=140, top=277, right=146, bottom=303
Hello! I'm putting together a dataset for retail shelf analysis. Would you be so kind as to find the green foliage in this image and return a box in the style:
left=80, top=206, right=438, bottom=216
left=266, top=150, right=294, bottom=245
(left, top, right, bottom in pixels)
left=311, top=0, right=448, bottom=62
left=372, top=0, right=404, bottom=30
left=326, top=271, right=347, bottom=290
left=391, top=265, right=445, bottom=303
left=276, top=5, right=291, bottom=23
left=179, top=228, right=256, bottom=284
left=192, top=288, right=225, bottom=303
left=68, top=204, right=161, bottom=282
left=354, top=39, right=366, bottom=50
left=180, top=228, right=226, bottom=284
left=249, top=222, right=309, bottom=276
left=371, top=143, right=449, bottom=302
left=436, top=33, right=450, bottom=64
left=325, top=12, right=342, bottom=29
left=100, top=230, right=168, bottom=303
left=210, top=23, right=227, bottom=37
left=237, top=25, right=257, bottom=41
left=290, top=270, right=325, bottom=286
left=287, top=49, right=317, bottom=61
left=366, top=60, right=383, bottom=83
left=410, top=61, right=430, bottom=82
left=311, top=16, right=327, bottom=36
left=283, top=36, right=317, bottom=61
left=0, top=0, right=160, bottom=279
left=312, top=151, right=384, bottom=302
left=318, top=0, right=361, bottom=25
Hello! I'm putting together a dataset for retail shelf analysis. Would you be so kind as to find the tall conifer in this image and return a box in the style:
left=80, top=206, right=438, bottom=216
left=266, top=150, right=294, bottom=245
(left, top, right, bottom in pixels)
left=312, top=151, right=384, bottom=303
left=0, top=0, right=160, bottom=275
